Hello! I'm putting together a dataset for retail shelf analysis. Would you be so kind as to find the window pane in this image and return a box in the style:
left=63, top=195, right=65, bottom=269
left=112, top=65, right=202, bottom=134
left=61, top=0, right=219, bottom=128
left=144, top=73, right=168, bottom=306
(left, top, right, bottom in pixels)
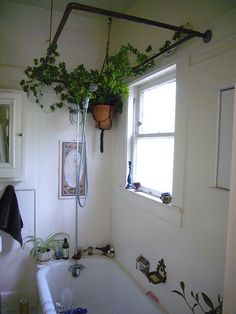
left=135, top=137, right=174, bottom=193
left=139, top=81, right=176, bottom=134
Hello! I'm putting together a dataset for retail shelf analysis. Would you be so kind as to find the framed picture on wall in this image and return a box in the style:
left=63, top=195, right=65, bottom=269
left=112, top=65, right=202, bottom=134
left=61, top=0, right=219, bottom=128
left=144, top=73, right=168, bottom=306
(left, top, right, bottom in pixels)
left=59, top=141, right=85, bottom=198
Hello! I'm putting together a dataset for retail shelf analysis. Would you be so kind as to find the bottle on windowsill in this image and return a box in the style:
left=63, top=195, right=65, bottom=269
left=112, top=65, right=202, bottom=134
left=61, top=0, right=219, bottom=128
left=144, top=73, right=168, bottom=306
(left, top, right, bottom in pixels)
left=62, top=238, right=69, bottom=259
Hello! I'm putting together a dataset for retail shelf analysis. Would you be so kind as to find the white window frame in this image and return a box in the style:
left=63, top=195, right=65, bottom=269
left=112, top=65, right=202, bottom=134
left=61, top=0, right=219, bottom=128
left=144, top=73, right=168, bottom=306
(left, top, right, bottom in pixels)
left=130, top=67, right=176, bottom=199
left=122, top=64, right=187, bottom=227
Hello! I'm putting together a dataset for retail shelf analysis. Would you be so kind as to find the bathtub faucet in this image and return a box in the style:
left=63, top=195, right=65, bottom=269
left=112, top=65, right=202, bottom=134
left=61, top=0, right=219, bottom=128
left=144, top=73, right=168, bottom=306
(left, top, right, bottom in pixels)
left=69, top=263, right=86, bottom=277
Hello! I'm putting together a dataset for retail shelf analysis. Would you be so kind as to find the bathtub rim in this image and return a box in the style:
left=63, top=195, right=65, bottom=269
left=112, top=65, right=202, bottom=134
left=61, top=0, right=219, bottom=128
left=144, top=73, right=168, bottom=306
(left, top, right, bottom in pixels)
left=36, top=255, right=167, bottom=314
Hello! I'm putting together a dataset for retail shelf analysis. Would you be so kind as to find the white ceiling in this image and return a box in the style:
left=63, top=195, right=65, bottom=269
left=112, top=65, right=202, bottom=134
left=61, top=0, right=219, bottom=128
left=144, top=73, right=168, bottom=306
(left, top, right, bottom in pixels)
left=3, top=0, right=136, bottom=13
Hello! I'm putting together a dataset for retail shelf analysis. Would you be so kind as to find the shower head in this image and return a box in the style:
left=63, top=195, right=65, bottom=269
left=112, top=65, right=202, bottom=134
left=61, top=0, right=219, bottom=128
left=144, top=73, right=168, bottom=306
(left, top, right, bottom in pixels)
left=89, top=83, right=98, bottom=92
left=82, top=83, right=98, bottom=110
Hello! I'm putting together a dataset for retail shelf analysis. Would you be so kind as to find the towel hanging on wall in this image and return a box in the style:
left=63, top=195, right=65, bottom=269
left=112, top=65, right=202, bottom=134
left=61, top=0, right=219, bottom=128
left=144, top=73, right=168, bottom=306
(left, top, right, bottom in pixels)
left=0, top=185, right=23, bottom=246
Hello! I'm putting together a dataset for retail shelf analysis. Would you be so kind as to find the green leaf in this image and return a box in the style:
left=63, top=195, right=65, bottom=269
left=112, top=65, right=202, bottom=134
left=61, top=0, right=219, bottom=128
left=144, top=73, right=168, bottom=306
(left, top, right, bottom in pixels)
left=217, top=294, right=222, bottom=304
left=202, top=293, right=214, bottom=309
left=23, top=86, right=29, bottom=93
left=195, top=293, right=199, bottom=302
left=191, top=303, right=198, bottom=311
left=172, top=31, right=181, bottom=41
left=172, top=290, right=184, bottom=298
left=180, top=281, right=185, bottom=294
left=50, top=105, right=55, bottom=112
left=56, top=102, right=64, bottom=108
left=145, top=45, right=153, bottom=53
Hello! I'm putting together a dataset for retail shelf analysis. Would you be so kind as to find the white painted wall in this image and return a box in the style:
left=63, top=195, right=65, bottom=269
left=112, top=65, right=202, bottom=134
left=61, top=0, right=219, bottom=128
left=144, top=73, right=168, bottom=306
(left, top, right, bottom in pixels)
left=223, top=78, right=236, bottom=313
left=0, top=1, right=112, bottom=310
left=111, top=2, right=236, bottom=314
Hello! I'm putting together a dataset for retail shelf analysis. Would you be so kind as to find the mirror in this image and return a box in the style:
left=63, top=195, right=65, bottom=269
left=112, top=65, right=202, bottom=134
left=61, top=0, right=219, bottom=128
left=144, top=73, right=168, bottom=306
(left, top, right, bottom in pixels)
left=0, top=104, right=9, bottom=163
left=0, top=91, right=23, bottom=180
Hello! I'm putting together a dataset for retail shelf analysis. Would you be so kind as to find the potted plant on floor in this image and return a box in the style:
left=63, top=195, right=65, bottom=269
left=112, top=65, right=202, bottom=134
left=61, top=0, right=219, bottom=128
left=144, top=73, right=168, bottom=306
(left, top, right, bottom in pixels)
left=23, top=232, right=68, bottom=262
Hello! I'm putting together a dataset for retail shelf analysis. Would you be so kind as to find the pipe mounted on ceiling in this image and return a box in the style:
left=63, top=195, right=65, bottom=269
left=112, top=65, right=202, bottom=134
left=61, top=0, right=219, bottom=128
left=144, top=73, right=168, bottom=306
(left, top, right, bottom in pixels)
left=45, top=2, right=212, bottom=68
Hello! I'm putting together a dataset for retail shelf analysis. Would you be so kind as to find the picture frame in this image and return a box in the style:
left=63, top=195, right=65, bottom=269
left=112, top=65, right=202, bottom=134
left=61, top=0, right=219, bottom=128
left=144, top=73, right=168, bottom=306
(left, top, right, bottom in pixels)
left=59, top=140, right=85, bottom=198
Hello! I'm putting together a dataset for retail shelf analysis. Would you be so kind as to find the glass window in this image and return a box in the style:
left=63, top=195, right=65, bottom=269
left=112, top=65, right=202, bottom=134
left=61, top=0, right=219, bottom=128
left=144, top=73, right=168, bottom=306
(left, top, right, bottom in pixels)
left=139, top=81, right=176, bottom=134
left=131, top=69, right=176, bottom=198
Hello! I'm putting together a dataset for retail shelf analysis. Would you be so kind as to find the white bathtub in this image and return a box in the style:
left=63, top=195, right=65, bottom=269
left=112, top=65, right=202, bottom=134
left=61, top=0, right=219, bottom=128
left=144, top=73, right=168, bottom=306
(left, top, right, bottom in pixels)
left=36, top=256, right=166, bottom=314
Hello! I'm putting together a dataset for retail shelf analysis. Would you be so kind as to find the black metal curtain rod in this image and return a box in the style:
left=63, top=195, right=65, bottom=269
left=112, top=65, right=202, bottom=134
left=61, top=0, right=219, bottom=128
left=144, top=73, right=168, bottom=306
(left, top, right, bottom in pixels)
left=47, top=2, right=212, bottom=62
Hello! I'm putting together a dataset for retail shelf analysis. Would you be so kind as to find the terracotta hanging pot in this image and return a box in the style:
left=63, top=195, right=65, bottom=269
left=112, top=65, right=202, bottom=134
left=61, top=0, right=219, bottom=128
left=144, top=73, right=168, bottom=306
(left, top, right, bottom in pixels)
left=91, top=104, right=115, bottom=153
left=91, top=104, right=114, bottom=130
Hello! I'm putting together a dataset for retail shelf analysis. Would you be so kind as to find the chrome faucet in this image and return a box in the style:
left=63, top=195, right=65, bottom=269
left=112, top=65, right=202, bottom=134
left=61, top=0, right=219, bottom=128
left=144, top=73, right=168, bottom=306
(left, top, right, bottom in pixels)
left=69, top=263, right=86, bottom=277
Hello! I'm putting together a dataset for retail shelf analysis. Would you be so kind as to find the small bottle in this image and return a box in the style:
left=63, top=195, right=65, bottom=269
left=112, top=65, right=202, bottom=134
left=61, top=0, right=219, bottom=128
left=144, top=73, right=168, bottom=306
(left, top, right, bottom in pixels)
left=107, top=248, right=115, bottom=258
left=19, top=298, right=29, bottom=314
left=62, top=238, right=69, bottom=259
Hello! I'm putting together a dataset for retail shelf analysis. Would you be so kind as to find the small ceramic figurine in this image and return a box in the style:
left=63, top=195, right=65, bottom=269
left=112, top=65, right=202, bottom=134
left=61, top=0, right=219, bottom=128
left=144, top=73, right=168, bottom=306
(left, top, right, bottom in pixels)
left=126, top=161, right=134, bottom=189
left=160, top=192, right=172, bottom=204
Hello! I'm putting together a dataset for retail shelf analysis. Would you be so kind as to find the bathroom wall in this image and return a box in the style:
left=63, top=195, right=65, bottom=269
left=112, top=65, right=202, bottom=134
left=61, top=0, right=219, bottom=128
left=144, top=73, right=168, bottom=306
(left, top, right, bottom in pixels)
left=0, top=1, right=236, bottom=313
left=110, top=1, right=236, bottom=314
left=223, top=75, right=236, bottom=313
left=0, top=1, right=112, bottom=310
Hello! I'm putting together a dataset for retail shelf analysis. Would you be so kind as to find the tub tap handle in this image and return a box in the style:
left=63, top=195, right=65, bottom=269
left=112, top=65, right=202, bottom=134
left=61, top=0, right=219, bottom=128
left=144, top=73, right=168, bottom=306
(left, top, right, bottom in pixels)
left=78, top=264, right=86, bottom=270
left=69, top=263, right=86, bottom=277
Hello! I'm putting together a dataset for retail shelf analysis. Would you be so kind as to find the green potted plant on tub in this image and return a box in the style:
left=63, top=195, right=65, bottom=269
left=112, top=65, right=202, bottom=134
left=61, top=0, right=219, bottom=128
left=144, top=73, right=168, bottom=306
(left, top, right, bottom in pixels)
left=23, top=232, right=68, bottom=262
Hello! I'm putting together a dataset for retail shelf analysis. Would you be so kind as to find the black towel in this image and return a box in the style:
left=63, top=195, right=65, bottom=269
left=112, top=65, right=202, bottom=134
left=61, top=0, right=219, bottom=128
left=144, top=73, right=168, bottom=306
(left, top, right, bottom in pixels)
left=0, top=185, right=23, bottom=246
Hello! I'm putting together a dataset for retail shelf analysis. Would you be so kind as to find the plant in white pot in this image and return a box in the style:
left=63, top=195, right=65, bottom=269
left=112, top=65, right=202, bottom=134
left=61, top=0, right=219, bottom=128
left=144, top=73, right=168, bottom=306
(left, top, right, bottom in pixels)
left=23, top=232, right=68, bottom=262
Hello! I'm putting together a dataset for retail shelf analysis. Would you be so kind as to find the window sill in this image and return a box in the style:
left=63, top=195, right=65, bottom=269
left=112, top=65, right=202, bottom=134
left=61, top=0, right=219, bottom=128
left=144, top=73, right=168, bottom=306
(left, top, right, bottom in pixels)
left=117, top=187, right=183, bottom=227
left=208, top=186, right=230, bottom=192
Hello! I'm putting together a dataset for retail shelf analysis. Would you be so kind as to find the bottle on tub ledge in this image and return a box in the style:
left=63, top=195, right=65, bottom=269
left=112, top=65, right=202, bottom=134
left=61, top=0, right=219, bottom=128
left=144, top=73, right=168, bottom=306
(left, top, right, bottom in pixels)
left=62, top=238, right=69, bottom=259
left=95, top=244, right=115, bottom=258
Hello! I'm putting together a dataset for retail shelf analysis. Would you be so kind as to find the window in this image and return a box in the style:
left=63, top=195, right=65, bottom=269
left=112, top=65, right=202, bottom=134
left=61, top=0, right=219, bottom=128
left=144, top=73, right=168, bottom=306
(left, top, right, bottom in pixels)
left=131, top=67, right=176, bottom=198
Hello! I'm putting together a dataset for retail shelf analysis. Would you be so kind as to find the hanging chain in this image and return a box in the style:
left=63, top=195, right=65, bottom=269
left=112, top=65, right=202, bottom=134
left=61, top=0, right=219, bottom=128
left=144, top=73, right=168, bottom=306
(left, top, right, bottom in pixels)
left=100, top=17, right=112, bottom=74
left=49, top=0, right=54, bottom=46
left=105, top=18, right=112, bottom=62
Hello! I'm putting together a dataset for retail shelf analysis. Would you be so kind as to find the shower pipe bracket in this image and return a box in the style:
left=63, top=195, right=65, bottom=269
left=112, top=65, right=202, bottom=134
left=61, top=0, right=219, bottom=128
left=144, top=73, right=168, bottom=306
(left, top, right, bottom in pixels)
left=45, top=2, right=212, bottom=68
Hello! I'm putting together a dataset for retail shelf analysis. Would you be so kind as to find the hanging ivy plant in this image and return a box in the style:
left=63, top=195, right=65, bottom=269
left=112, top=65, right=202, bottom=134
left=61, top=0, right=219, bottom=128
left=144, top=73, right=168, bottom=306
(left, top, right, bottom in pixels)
left=20, top=43, right=155, bottom=114
left=159, top=23, right=191, bottom=54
